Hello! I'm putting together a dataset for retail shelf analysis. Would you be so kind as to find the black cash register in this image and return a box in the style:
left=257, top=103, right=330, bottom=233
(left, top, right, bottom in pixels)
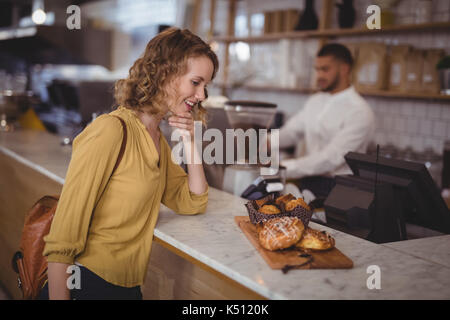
left=324, top=151, right=450, bottom=243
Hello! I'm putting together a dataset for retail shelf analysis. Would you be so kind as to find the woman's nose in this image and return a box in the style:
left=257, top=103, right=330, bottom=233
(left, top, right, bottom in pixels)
left=195, top=86, right=206, bottom=101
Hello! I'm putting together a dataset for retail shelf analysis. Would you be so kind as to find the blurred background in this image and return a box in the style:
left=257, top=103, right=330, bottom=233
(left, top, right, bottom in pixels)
left=0, top=0, right=449, bottom=189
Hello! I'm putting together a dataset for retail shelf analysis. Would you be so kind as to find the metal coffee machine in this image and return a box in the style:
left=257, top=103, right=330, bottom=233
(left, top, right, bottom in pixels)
left=221, top=100, right=284, bottom=198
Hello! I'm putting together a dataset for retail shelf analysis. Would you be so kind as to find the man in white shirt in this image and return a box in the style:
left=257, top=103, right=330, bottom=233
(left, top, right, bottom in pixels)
left=277, top=43, right=375, bottom=198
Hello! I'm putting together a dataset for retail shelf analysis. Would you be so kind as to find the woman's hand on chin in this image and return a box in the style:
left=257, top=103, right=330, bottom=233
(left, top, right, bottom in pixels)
left=168, top=112, right=195, bottom=141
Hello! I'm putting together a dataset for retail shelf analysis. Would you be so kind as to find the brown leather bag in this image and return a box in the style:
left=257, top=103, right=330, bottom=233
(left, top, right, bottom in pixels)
left=11, top=115, right=127, bottom=299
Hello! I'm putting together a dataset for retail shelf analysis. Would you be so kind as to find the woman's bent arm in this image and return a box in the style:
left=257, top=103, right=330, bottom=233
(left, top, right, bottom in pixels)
left=47, top=262, right=71, bottom=300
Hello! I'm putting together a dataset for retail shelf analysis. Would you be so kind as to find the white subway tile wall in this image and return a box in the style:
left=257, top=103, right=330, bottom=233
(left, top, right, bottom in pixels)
left=447, top=120, right=450, bottom=138
left=364, top=98, right=450, bottom=154
left=433, top=120, right=447, bottom=137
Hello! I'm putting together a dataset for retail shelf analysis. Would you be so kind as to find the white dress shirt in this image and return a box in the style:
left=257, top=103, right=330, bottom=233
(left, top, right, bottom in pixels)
left=279, top=86, right=375, bottom=179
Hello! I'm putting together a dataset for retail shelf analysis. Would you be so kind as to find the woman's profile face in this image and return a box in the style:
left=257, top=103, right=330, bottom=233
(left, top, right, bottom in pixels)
left=168, top=55, right=214, bottom=115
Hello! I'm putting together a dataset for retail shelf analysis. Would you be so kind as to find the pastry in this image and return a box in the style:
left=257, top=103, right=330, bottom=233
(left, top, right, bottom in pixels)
left=285, top=198, right=310, bottom=211
left=254, top=197, right=268, bottom=208
left=296, top=227, right=335, bottom=251
left=259, top=217, right=305, bottom=251
left=258, top=204, right=281, bottom=215
left=275, top=193, right=295, bottom=206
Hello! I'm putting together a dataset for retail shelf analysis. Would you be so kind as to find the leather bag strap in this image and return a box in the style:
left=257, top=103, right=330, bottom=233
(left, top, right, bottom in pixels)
left=111, top=115, right=127, bottom=175
left=92, top=115, right=127, bottom=210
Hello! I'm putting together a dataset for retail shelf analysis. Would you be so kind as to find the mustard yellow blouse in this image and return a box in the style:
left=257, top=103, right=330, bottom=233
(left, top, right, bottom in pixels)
left=43, top=106, right=208, bottom=287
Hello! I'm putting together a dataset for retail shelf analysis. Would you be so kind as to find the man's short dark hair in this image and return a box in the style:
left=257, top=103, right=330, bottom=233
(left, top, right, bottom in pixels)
left=317, top=43, right=353, bottom=68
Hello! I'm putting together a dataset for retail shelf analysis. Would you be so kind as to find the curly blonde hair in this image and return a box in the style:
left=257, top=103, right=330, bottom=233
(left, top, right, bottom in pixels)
left=114, top=28, right=219, bottom=124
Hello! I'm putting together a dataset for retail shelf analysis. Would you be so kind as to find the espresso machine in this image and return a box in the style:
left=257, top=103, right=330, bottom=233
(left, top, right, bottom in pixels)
left=221, top=100, right=285, bottom=199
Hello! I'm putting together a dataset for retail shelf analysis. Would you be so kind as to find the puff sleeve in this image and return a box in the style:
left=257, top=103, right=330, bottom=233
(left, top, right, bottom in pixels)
left=43, top=115, right=124, bottom=264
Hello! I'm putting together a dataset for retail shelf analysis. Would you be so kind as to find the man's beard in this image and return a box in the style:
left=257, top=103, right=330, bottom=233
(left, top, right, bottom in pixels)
left=319, top=74, right=339, bottom=92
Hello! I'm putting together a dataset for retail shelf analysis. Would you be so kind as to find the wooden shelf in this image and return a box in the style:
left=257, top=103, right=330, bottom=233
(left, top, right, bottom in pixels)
left=359, top=89, right=450, bottom=101
left=214, top=84, right=450, bottom=101
left=212, top=22, right=450, bottom=43
left=213, top=2, right=450, bottom=102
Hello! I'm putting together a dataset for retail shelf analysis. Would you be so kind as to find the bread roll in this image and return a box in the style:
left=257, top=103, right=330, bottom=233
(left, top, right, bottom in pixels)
left=258, top=204, right=281, bottom=215
left=259, top=217, right=305, bottom=251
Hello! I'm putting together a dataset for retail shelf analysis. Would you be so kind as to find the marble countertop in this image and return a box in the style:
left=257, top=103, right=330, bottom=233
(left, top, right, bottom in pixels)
left=382, top=235, right=450, bottom=269
left=2, top=129, right=450, bottom=299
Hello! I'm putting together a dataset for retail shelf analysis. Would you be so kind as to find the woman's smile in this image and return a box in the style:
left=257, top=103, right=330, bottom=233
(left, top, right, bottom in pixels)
left=184, top=99, right=196, bottom=112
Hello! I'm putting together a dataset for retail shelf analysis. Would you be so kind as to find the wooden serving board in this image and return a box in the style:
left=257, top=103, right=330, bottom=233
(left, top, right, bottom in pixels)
left=235, top=216, right=353, bottom=271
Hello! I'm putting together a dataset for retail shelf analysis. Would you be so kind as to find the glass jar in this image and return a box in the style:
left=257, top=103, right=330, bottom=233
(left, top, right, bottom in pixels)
left=415, top=0, right=433, bottom=24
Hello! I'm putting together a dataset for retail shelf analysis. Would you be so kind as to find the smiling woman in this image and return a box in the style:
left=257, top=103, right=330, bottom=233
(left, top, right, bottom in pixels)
left=41, top=28, right=220, bottom=300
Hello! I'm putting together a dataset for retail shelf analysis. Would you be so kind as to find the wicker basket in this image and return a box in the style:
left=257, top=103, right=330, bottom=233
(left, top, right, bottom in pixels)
left=245, top=193, right=313, bottom=228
